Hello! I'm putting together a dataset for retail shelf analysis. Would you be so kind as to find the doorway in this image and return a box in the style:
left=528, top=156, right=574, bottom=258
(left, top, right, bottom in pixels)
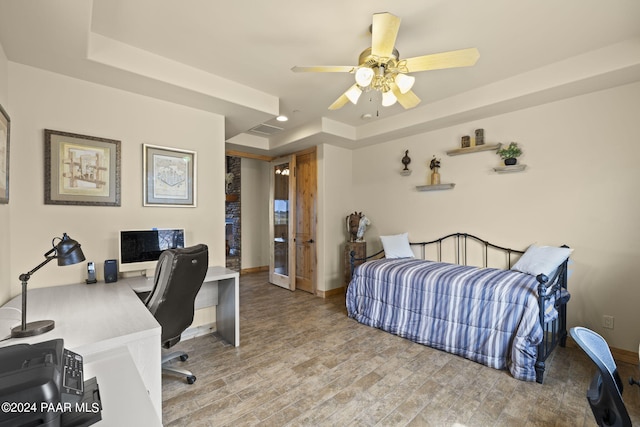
left=269, top=155, right=295, bottom=290
left=269, top=147, right=317, bottom=294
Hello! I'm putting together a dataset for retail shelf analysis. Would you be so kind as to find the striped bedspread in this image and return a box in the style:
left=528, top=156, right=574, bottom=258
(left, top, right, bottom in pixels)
left=346, top=258, right=546, bottom=381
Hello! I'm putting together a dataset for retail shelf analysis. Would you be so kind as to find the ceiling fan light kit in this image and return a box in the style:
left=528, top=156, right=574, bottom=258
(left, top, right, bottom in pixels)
left=382, top=90, right=397, bottom=107
left=345, top=84, right=363, bottom=104
left=292, top=12, right=480, bottom=111
left=355, top=67, right=374, bottom=87
left=395, top=73, right=415, bottom=94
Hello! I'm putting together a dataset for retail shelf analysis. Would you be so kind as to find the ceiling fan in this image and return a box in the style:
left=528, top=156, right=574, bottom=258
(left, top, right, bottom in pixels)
left=292, top=12, right=480, bottom=110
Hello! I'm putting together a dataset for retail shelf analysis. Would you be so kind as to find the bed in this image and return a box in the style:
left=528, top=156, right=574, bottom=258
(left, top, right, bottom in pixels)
left=346, top=232, right=571, bottom=383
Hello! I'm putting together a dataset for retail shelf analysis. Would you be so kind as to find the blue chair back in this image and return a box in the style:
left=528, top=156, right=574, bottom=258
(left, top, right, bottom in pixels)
left=570, top=327, right=631, bottom=427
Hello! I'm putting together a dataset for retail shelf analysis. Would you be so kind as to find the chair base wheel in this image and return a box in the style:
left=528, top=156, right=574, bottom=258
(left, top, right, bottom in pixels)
left=161, top=351, right=196, bottom=384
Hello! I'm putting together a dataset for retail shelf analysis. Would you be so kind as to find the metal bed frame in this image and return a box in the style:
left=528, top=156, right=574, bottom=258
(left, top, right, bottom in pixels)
left=349, top=232, right=569, bottom=383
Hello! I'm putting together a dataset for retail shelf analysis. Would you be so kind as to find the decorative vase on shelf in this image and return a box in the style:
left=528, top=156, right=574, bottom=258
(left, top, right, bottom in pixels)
left=429, top=155, right=441, bottom=185
left=430, top=168, right=441, bottom=185
left=504, top=158, right=517, bottom=166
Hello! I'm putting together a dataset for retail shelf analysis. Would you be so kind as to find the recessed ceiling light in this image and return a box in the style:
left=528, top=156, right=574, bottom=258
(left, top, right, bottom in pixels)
left=361, top=113, right=373, bottom=120
left=276, top=115, right=288, bottom=122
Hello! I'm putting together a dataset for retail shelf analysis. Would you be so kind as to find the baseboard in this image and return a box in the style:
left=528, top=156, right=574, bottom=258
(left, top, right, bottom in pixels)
left=316, top=286, right=345, bottom=298
left=611, top=347, right=639, bottom=365
left=240, top=265, right=268, bottom=275
left=181, top=323, right=215, bottom=341
left=566, top=336, right=638, bottom=365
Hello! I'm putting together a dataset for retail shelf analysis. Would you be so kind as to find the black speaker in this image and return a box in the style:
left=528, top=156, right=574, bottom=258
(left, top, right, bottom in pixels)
left=104, top=259, right=118, bottom=283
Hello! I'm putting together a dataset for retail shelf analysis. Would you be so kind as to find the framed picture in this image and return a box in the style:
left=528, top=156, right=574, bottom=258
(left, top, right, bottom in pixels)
left=0, top=103, right=9, bottom=204
left=44, top=129, right=121, bottom=206
left=143, top=144, right=196, bottom=207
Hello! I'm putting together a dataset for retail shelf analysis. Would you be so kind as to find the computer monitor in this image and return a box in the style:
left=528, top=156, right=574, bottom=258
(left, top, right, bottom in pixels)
left=118, top=228, right=186, bottom=274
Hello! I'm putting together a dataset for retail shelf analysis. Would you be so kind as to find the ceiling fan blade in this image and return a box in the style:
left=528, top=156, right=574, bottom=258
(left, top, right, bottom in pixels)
left=291, top=66, right=355, bottom=73
left=397, top=90, right=421, bottom=109
left=390, top=81, right=421, bottom=109
left=328, top=93, right=350, bottom=110
left=404, top=48, right=480, bottom=73
left=371, top=12, right=401, bottom=59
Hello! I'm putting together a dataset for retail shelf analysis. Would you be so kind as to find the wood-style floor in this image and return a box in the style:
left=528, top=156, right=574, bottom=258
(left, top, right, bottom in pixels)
left=162, top=271, right=640, bottom=426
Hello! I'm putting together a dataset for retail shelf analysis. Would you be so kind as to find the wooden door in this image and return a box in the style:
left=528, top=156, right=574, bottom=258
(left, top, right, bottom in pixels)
left=295, top=148, right=317, bottom=294
left=269, top=156, right=296, bottom=290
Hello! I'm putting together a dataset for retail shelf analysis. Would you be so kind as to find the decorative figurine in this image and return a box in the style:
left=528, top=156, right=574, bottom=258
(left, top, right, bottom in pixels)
left=429, top=156, right=441, bottom=185
left=346, top=211, right=370, bottom=242
left=401, top=150, right=411, bottom=171
left=461, top=135, right=471, bottom=148
left=356, top=216, right=371, bottom=242
left=475, top=128, right=485, bottom=145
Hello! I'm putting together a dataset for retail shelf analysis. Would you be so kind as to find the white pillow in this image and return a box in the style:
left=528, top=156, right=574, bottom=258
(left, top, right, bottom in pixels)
left=380, top=233, right=415, bottom=259
left=511, top=244, right=573, bottom=277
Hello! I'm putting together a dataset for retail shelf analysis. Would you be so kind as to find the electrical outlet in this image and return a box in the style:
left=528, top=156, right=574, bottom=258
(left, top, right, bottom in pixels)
left=603, top=315, right=614, bottom=329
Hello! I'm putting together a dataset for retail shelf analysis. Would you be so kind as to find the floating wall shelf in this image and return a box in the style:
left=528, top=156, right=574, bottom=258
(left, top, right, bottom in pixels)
left=416, top=183, right=455, bottom=191
left=446, top=143, right=501, bottom=156
left=493, top=164, right=527, bottom=174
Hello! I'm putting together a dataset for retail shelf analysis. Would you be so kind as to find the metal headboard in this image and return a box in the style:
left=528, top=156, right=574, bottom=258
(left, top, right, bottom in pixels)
left=353, top=232, right=526, bottom=270
left=408, top=232, right=525, bottom=268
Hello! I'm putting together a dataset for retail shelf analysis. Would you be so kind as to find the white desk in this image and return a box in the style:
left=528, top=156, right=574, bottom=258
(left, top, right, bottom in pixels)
left=0, top=281, right=163, bottom=420
left=0, top=265, right=239, bottom=423
left=123, top=266, right=240, bottom=346
left=83, top=346, right=162, bottom=426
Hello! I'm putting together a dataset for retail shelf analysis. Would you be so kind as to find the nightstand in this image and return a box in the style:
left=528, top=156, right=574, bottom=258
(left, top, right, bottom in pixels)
left=344, top=241, right=366, bottom=287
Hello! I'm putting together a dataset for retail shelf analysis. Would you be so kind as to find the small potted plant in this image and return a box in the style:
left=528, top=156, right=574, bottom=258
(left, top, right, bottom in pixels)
left=496, top=142, right=522, bottom=166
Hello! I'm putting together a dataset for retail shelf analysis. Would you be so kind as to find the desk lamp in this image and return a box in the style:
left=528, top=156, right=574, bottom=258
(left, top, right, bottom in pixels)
left=11, top=232, right=85, bottom=338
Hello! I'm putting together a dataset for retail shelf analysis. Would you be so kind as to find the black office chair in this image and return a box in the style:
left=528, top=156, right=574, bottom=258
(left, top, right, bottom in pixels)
left=570, top=327, right=632, bottom=427
left=139, top=244, right=208, bottom=384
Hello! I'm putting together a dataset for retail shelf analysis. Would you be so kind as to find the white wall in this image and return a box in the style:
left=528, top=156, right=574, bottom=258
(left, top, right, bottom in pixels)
left=3, top=62, right=226, bottom=327
left=0, top=41, right=9, bottom=305
left=240, top=157, right=270, bottom=269
left=0, top=42, right=6, bottom=104
left=317, top=144, right=354, bottom=292
left=350, top=82, right=640, bottom=352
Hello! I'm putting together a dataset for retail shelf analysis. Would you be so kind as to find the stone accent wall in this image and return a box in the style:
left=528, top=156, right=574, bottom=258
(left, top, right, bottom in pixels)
left=225, top=156, right=241, bottom=272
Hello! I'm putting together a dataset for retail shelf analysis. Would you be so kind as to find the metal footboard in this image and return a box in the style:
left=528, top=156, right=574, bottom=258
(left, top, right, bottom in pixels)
left=534, top=254, right=570, bottom=383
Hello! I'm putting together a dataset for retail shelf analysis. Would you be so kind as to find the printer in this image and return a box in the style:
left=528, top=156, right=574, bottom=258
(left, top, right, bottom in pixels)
left=0, top=339, right=101, bottom=427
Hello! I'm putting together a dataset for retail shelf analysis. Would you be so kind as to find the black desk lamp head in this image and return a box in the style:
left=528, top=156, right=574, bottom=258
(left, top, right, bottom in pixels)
left=11, top=233, right=85, bottom=338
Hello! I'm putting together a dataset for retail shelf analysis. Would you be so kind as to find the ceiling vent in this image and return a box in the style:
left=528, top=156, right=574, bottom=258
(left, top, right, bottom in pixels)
left=249, top=123, right=283, bottom=135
